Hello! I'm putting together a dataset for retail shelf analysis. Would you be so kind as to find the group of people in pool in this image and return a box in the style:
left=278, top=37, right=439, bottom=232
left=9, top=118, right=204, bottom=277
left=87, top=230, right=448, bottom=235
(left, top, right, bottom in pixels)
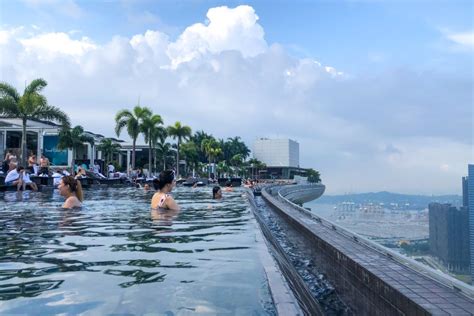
left=60, top=169, right=231, bottom=209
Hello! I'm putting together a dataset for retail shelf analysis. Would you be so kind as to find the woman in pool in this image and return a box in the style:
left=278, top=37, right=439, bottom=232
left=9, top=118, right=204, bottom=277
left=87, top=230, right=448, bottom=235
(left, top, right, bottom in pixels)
left=212, top=186, right=222, bottom=199
left=151, top=170, right=180, bottom=211
left=58, top=175, right=83, bottom=209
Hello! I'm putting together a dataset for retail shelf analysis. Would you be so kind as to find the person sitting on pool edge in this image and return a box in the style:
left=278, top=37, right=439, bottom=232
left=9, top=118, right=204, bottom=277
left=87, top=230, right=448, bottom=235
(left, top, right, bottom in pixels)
left=212, top=186, right=222, bottom=199
left=58, top=175, right=83, bottom=209
left=151, top=170, right=180, bottom=211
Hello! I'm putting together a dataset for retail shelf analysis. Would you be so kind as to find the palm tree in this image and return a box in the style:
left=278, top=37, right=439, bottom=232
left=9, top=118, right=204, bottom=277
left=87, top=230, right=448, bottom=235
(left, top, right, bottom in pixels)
left=180, top=141, right=199, bottom=176
left=140, top=113, right=163, bottom=176
left=0, top=79, right=70, bottom=166
left=248, top=158, right=261, bottom=179
left=57, top=125, right=94, bottom=172
left=151, top=127, right=167, bottom=174
left=97, top=138, right=122, bottom=164
left=190, top=130, right=213, bottom=163
left=202, top=138, right=222, bottom=178
left=230, top=154, right=243, bottom=176
left=306, top=168, right=321, bottom=183
left=156, top=139, right=173, bottom=171
left=115, top=106, right=151, bottom=171
left=167, top=121, right=192, bottom=179
left=227, top=136, right=250, bottom=160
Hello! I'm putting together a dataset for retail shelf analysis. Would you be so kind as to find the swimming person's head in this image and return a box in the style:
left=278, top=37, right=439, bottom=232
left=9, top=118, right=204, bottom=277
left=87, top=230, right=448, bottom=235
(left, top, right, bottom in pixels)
left=153, top=170, right=175, bottom=191
left=212, top=186, right=222, bottom=199
left=59, top=175, right=83, bottom=202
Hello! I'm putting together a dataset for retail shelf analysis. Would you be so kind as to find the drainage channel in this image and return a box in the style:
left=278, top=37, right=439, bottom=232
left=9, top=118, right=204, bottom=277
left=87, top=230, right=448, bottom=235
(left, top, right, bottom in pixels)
left=252, top=195, right=352, bottom=316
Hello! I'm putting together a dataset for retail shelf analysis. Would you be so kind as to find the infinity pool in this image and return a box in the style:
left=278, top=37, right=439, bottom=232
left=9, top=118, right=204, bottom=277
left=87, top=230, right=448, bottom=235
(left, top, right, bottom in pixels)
left=0, top=186, right=275, bottom=315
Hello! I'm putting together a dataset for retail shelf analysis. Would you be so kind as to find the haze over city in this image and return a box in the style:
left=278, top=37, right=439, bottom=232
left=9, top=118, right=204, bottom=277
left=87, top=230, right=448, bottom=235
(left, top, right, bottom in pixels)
left=1, top=0, right=472, bottom=194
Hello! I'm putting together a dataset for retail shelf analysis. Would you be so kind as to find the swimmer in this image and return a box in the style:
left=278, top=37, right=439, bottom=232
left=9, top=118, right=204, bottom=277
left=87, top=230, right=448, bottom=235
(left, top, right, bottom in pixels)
left=212, top=186, right=222, bottom=199
left=58, top=175, right=83, bottom=209
left=224, top=181, right=233, bottom=192
left=151, top=170, right=180, bottom=211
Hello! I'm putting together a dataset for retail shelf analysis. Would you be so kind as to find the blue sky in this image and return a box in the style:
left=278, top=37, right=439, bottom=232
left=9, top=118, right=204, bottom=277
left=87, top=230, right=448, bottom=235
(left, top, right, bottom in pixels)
left=2, top=0, right=472, bottom=72
left=0, top=0, right=473, bottom=194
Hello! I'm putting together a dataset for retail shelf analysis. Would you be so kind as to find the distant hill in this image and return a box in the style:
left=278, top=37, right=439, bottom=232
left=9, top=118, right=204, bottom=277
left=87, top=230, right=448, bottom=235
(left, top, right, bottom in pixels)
left=312, top=191, right=462, bottom=209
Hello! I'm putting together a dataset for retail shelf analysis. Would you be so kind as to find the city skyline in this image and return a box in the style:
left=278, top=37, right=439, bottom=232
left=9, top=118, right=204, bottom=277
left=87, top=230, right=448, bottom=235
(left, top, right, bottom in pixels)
left=1, top=0, right=472, bottom=194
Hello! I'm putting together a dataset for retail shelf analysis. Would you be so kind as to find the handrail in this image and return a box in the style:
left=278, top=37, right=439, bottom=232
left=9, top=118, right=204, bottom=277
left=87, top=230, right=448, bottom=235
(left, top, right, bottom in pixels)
left=268, top=185, right=474, bottom=299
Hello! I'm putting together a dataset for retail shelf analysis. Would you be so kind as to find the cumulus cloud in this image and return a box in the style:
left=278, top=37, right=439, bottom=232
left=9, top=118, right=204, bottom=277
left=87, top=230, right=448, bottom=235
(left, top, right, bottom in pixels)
left=0, top=5, right=471, bottom=194
left=445, top=30, right=474, bottom=49
left=167, top=5, right=267, bottom=68
left=20, top=32, right=96, bottom=60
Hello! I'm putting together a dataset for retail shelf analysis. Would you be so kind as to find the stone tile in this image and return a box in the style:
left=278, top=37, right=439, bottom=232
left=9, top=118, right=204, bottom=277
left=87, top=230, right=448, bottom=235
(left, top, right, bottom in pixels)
left=443, top=308, right=472, bottom=316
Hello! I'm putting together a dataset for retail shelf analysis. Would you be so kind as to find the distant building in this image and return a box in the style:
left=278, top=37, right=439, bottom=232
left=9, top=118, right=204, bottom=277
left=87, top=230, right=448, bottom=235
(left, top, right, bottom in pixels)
left=429, top=203, right=470, bottom=274
left=468, top=164, right=474, bottom=282
left=0, top=118, right=121, bottom=169
left=252, top=138, right=306, bottom=179
left=253, top=138, right=299, bottom=167
left=429, top=203, right=470, bottom=273
left=462, top=176, right=469, bottom=207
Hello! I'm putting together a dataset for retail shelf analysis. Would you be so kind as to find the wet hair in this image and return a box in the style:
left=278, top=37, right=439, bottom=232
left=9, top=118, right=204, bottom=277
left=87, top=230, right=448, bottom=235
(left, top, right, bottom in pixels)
left=212, top=186, right=221, bottom=199
left=153, top=170, right=175, bottom=190
left=61, top=175, right=84, bottom=202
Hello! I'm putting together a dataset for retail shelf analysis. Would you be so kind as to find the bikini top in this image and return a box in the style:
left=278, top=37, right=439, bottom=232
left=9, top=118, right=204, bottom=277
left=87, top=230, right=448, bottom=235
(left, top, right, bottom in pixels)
left=157, top=193, right=171, bottom=208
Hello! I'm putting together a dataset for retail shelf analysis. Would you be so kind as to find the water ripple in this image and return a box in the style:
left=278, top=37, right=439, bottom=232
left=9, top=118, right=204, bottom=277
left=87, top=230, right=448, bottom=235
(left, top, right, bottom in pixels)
left=0, top=186, right=275, bottom=314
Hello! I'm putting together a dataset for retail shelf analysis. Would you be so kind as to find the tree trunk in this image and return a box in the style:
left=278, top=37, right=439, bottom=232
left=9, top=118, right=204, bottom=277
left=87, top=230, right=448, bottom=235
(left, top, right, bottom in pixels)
left=176, top=140, right=180, bottom=179
left=148, top=139, right=152, bottom=177
left=132, top=138, right=136, bottom=170
left=208, top=156, right=211, bottom=179
left=163, top=156, right=166, bottom=171
left=21, top=117, right=27, bottom=167
left=153, top=144, right=157, bottom=176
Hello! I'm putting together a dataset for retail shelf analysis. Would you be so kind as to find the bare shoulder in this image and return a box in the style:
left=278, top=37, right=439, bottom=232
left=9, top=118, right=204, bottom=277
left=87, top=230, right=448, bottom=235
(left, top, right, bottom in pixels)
left=165, top=195, right=181, bottom=211
left=63, top=196, right=82, bottom=209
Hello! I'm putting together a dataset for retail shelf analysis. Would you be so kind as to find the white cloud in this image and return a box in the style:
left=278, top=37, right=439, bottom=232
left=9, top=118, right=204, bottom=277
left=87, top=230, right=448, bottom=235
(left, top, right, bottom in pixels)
left=1, top=5, right=471, bottom=194
left=20, top=32, right=96, bottom=61
left=446, top=30, right=474, bottom=49
left=167, top=5, right=267, bottom=68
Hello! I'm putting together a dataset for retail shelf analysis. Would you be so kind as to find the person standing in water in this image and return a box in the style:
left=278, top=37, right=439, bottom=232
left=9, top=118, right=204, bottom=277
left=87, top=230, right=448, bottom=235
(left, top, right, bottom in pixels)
left=212, top=186, right=222, bottom=199
left=151, top=170, right=180, bottom=211
left=58, top=175, right=83, bottom=208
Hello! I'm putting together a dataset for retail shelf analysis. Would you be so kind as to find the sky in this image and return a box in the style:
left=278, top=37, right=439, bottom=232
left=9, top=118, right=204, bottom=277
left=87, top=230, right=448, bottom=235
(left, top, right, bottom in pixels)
left=0, top=0, right=473, bottom=195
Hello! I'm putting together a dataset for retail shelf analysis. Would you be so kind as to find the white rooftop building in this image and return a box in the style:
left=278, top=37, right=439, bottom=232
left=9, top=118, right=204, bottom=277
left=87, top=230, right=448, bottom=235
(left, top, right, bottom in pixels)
left=253, top=138, right=299, bottom=167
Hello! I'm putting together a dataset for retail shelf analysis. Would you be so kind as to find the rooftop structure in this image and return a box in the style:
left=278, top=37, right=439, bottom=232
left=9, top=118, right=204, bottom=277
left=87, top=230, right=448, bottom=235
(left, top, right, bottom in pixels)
left=0, top=118, right=121, bottom=169
left=253, top=138, right=299, bottom=168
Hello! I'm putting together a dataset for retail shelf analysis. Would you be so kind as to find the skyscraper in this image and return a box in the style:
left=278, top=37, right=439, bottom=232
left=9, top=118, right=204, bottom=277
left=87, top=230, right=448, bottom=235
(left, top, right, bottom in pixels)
left=462, top=176, right=469, bottom=208
left=468, top=164, right=474, bottom=282
left=429, top=203, right=470, bottom=273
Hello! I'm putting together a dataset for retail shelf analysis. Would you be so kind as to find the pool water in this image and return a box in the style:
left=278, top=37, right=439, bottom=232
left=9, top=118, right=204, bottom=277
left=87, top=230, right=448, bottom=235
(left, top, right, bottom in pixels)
left=0, top=186, right=276, bottom=315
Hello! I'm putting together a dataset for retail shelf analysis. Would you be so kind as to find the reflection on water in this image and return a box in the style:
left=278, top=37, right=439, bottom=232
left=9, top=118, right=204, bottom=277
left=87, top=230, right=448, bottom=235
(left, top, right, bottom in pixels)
left=0, top=186, right=275, bottom=315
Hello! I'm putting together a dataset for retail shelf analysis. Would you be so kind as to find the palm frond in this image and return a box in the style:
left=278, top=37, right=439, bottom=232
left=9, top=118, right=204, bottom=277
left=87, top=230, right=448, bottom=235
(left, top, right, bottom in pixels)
left=0, top=98, right=20, bottom=117
left=24, top=78, right=47, bottom=95
left=0, top=82, right=20, bottom=103
left=34, top=104, right=70, bottom=127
